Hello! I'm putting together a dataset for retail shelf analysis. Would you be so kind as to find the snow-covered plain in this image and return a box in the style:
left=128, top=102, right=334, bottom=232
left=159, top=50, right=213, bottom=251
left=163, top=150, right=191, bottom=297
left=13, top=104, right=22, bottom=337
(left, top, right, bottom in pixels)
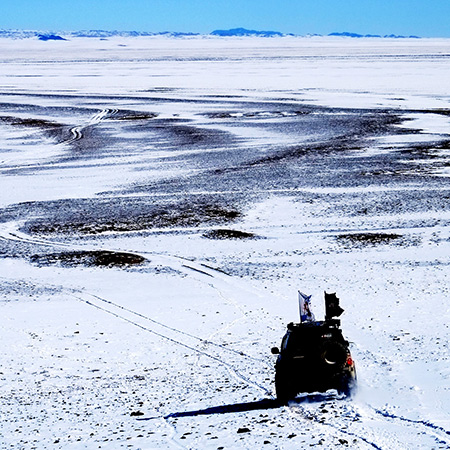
left=1, top=36, right=450, bottom=449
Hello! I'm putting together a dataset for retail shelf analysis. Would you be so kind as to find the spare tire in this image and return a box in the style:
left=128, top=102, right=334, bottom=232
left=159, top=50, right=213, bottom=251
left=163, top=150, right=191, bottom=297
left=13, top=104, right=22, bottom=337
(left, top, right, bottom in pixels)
left=320, top=341, right=347, bottom=366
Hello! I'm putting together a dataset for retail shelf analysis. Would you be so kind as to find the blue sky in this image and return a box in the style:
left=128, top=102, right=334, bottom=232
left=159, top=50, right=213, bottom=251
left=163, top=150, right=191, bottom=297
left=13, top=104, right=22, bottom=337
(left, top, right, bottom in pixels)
left=1, top=0, right=450, bottom=37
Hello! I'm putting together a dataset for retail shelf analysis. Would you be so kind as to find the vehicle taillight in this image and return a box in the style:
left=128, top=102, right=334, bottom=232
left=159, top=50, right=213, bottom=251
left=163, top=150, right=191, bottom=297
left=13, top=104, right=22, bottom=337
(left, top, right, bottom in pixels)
left=346, top=356, right=353, bottom=366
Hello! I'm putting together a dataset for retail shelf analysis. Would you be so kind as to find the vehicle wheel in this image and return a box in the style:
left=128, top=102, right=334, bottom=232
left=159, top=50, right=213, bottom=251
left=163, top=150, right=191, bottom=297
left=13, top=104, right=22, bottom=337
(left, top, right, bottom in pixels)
left=275, top=361, right=298, bottom=403
left=337, top=369, right=357, bottom=397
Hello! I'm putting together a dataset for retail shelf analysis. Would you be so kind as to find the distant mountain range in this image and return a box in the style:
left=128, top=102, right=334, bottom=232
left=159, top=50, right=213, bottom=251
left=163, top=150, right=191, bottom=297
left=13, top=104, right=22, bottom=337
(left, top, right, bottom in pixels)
left=211, top=29, right=420, bottom=39
left=328, top=31, right=420, bottom=39
left=0, top=29, right=201, bottom=40
left=0, top=28, right=421, bottom=40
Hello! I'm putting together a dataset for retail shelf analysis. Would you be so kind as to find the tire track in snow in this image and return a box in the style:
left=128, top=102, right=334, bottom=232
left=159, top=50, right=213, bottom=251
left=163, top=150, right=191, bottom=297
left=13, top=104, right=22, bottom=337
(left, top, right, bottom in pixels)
left=70, top=292, right=272, bottom=398
left=0, top=108, right=117, bottom=173
left=0, top=225, right=72, bottom=249
left=290, top=399, right=425, bottom=450
left=158, top=415, right=187, bottom=450
left=86, top=291, right=267, bottom=366
left=64, top=108, right=112, bottom=144
left=288, top=398, right=450, bottom=450
left=288, top=401, right=384, bottom=450
left=370, top=406, right=450, bottom=446
left=67, top=125, right=83, bottom=142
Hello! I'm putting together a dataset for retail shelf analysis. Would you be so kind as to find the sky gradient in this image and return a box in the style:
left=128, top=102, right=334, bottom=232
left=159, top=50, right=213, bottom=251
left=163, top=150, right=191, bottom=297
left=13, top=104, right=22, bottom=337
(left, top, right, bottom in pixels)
left=1, top=0, right=450, bottom=37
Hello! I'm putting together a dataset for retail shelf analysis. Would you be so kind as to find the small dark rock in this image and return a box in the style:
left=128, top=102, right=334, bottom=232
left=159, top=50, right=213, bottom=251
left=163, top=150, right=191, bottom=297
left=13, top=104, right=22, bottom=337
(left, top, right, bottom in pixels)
left=237, top=427, right=251, bottom=434
left=130, top=411, right=144, bottom=417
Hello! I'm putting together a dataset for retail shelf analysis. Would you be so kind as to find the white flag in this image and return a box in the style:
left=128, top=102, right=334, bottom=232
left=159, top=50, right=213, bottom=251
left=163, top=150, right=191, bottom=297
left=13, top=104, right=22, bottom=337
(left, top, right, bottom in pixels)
left=298, top=291, right=315, bottom=323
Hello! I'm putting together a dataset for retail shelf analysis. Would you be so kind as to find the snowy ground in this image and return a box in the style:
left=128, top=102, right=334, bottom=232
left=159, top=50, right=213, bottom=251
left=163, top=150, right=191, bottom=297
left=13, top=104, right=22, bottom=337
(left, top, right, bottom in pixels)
left=1, top=36, right=450, bottom=449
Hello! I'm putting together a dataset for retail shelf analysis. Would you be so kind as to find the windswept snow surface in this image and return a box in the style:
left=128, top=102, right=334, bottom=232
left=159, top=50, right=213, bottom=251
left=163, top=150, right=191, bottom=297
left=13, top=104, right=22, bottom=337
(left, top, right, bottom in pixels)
left=1, top=36, right=450, bottom=449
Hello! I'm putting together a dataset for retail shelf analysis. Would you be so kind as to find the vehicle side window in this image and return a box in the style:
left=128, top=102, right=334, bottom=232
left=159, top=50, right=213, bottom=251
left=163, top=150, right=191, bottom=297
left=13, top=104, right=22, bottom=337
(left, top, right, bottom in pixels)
left=281, top=333, right=290, bottom=351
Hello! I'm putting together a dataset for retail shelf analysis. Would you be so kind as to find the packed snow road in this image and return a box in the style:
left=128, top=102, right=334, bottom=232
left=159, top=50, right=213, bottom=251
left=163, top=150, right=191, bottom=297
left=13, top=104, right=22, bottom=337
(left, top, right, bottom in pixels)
left=1, top=36, right=450, bottom=449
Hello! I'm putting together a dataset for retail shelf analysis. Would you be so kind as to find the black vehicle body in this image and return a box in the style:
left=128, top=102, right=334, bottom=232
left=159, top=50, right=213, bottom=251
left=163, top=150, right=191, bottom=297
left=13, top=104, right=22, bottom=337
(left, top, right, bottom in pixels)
left=272, top=319, right=356, bottom=402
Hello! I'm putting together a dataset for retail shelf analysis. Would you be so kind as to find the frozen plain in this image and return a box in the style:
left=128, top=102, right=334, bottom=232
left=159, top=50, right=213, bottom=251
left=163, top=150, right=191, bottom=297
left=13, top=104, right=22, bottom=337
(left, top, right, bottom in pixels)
left=0, top=36, right=450, bottom=449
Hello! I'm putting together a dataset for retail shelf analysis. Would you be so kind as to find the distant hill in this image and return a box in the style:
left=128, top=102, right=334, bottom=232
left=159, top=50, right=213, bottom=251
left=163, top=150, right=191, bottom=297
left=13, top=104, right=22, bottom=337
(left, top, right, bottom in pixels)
left=210, top=28, right=284, bottom=37
left=37, top=34, right=66, bottom=41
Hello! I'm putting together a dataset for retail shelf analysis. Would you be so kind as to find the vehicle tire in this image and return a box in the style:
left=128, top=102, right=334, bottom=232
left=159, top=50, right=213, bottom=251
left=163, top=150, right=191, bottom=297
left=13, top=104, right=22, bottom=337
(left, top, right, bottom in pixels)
left=275, top=360, right=298, bottom=403
left=337, top=369, right=357, bottom=397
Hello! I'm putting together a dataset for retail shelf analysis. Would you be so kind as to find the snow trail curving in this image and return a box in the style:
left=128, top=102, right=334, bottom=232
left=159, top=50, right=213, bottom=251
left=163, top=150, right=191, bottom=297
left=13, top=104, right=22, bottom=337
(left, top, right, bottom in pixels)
left=64, top=108, right=111, bottom=144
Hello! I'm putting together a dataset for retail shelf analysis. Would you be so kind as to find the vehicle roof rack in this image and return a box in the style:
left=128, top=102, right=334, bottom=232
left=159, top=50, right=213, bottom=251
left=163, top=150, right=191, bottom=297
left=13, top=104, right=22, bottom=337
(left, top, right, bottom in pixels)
left=287, top=319, right=341, bottom=330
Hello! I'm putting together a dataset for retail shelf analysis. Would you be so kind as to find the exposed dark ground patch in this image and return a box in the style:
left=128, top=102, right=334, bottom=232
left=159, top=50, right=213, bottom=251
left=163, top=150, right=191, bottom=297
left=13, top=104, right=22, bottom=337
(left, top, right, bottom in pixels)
left=336, top=232, right=404, bottom=247
left=0, top=115, right=63, bottom=129
left=30, top=250, right=146, bottom=268
left=202, top=229, right=258, bottom=240
left=17, top=198, right=242, bottom=235
left=112, top=110, right=158, bottom=121
left=410, top=108, right=450, bottom=117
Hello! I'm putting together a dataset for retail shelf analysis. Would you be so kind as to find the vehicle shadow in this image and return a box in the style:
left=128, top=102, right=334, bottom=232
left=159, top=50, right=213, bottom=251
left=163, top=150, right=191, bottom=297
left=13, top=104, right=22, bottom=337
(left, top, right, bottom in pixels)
left=138, top=393, right=338, bottom=420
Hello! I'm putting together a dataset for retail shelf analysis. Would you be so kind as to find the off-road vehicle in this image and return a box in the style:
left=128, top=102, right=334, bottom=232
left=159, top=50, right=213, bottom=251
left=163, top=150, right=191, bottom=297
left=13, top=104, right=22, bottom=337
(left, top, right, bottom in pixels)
left=271, top=292, right=356, bottom=402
